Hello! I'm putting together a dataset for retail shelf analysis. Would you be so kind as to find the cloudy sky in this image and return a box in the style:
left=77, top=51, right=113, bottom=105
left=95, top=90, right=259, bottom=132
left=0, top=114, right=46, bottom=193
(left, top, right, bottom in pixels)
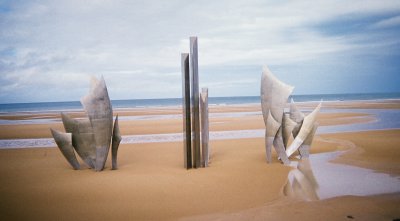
left=1, top=0, right=400, bottom=103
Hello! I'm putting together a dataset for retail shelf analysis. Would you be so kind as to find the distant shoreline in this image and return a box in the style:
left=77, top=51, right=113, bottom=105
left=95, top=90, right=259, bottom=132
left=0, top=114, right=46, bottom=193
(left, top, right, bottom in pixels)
left=1, top=92, right=400, bottom=113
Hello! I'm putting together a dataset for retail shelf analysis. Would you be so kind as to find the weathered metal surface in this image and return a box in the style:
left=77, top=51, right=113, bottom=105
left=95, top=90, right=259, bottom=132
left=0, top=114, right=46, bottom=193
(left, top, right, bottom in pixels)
left=264, top=111, right=280, bottom=163
left=81, top=76, right=113, bottom=171
left=261, top=67, right=293, bottom=164
left=289, top=99, right=304, bottom=138
left=260, top=66, right=321, bottom=164
left=190, top=36, right=201, bottom=168
left=273, top=127, right=290, bottom=165
left=298, top=123, right=319, bottom=158
left=200, top=88, right=209, bottom=167
left=181, top=53, right=192, bottom=169
left=282, top=113, right=297, bottom=148
left=52, top=76, right=119, bottom=171
left=61, top=113, right=96, bottom=168
left=50, top=129, right=80, bottom=170
left=261, top=66, right=294, bottom=125
left=286, top=102, right=322, bottom=157
left=111, top=115, right=122, bottom=170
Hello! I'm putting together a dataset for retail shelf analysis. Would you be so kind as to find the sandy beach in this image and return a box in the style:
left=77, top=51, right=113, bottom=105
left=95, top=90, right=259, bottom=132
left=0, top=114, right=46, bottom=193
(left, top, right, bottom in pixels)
left=0, top=100, right=399, bottom=220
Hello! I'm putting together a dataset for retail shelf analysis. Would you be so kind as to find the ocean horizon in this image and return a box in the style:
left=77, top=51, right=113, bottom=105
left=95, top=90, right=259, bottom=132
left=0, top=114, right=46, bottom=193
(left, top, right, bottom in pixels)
left=1, top=92, right=400, bottom=113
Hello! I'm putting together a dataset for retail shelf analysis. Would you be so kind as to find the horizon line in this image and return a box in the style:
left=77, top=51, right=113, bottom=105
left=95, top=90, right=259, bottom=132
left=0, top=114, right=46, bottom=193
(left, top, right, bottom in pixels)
left=1, top=91, right=400, bottom=105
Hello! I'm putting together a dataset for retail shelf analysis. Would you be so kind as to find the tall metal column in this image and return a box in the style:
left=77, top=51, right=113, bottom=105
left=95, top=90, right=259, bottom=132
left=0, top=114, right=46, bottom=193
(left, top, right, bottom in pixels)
left=181, top=53, right=192, bottom=169
left=200, top=87, right=209, bottom=167
left=190, top=37, right=201, bottom=168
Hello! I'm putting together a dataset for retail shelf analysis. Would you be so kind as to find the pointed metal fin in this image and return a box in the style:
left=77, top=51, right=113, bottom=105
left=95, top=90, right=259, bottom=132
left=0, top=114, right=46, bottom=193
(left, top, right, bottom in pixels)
left=81, top=76, right=113, bottom=171
left=286, top=102, right=322, bottom=157
left=265, top=111, right=281, bottom=163
left=298, top=123, right=319, bottom=158
left=61, top=112, right=96, bottom=168
left=282, top=113, right=297, bottom=148
left=273, top=127, right=290, bottom=165
left=111, top=115, right=122, bottom=170
left=50, top=128, right=80, bottom=170
left=261, top=66, right=294, bottom=125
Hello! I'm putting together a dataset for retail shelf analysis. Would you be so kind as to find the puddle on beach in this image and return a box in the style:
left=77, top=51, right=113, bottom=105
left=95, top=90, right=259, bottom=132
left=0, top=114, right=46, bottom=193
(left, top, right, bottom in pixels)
left=284, top=152, right=400, bottom=201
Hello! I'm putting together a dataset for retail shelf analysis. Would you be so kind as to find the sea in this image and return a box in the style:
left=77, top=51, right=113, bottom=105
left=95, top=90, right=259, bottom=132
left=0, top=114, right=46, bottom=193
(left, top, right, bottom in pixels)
left=0, top=92, right=400, bottom=113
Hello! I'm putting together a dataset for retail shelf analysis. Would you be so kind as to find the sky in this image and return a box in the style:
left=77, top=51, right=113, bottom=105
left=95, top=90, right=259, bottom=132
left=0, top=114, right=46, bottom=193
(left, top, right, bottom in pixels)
left=0, top=0, right=400, bottom=103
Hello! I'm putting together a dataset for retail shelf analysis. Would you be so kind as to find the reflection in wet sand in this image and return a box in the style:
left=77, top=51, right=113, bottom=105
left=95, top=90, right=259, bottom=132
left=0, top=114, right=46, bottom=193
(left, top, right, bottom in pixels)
left=284, top=159, right=319, bottom=201
left=284, top=151, right=400, bottom=200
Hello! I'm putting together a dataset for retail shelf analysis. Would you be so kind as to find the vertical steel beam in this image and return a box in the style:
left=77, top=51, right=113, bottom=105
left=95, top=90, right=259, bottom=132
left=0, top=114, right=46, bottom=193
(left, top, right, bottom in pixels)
left=190, top=36, right=201, bottom=168
left=181, top=53, right=192, bottom=169
left=200, top=87, right=209, bottom=167
left=111, top=115, right=122, bottom=170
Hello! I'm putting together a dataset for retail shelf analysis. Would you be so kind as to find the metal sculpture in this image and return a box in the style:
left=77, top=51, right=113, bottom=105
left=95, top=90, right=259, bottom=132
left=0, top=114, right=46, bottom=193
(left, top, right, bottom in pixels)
left=286, top=103, right=321, bottom=158
left=50, top=76, right=121, bottom=171
left=111, top=115, right=122, bottom=170
left=261, top=67, right=293, bottom=165
left=181, top=53, right=192, bottom=169
left=260, top=66, right=321, bottom=164
left=200, top=87, right=210, bottom=167
left=190, top=36, right=201, bottom=169
left=181, top=36, right=210, bottom=169
left=50, top=129, right=80, bottom=170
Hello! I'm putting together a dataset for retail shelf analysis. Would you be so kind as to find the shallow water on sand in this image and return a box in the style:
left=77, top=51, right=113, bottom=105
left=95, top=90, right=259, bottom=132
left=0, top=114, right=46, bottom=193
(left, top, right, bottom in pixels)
left=318, top=109, right=400, bottom=133
left=0, top=109, right=399, bottom=148
left=285, top=153, right=400, bottom=200
left=0, top=111, right=260, bottom=125
left=1, top=107, right=399, bottom=134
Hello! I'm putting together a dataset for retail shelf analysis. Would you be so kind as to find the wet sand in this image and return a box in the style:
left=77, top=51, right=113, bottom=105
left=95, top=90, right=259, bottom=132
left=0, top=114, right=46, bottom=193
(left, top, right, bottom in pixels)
left=0, top=100, right=399, bottom=220
left=0, top=110, right=373, bottom=139
left=326, top=130, right=400, bottom=175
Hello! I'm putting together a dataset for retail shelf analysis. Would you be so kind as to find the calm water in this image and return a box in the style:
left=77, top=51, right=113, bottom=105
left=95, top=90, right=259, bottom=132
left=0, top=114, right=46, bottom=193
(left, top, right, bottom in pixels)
left=1, top=92, right=400, bottom=113
left=285, top=153, right=400, bottom=200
